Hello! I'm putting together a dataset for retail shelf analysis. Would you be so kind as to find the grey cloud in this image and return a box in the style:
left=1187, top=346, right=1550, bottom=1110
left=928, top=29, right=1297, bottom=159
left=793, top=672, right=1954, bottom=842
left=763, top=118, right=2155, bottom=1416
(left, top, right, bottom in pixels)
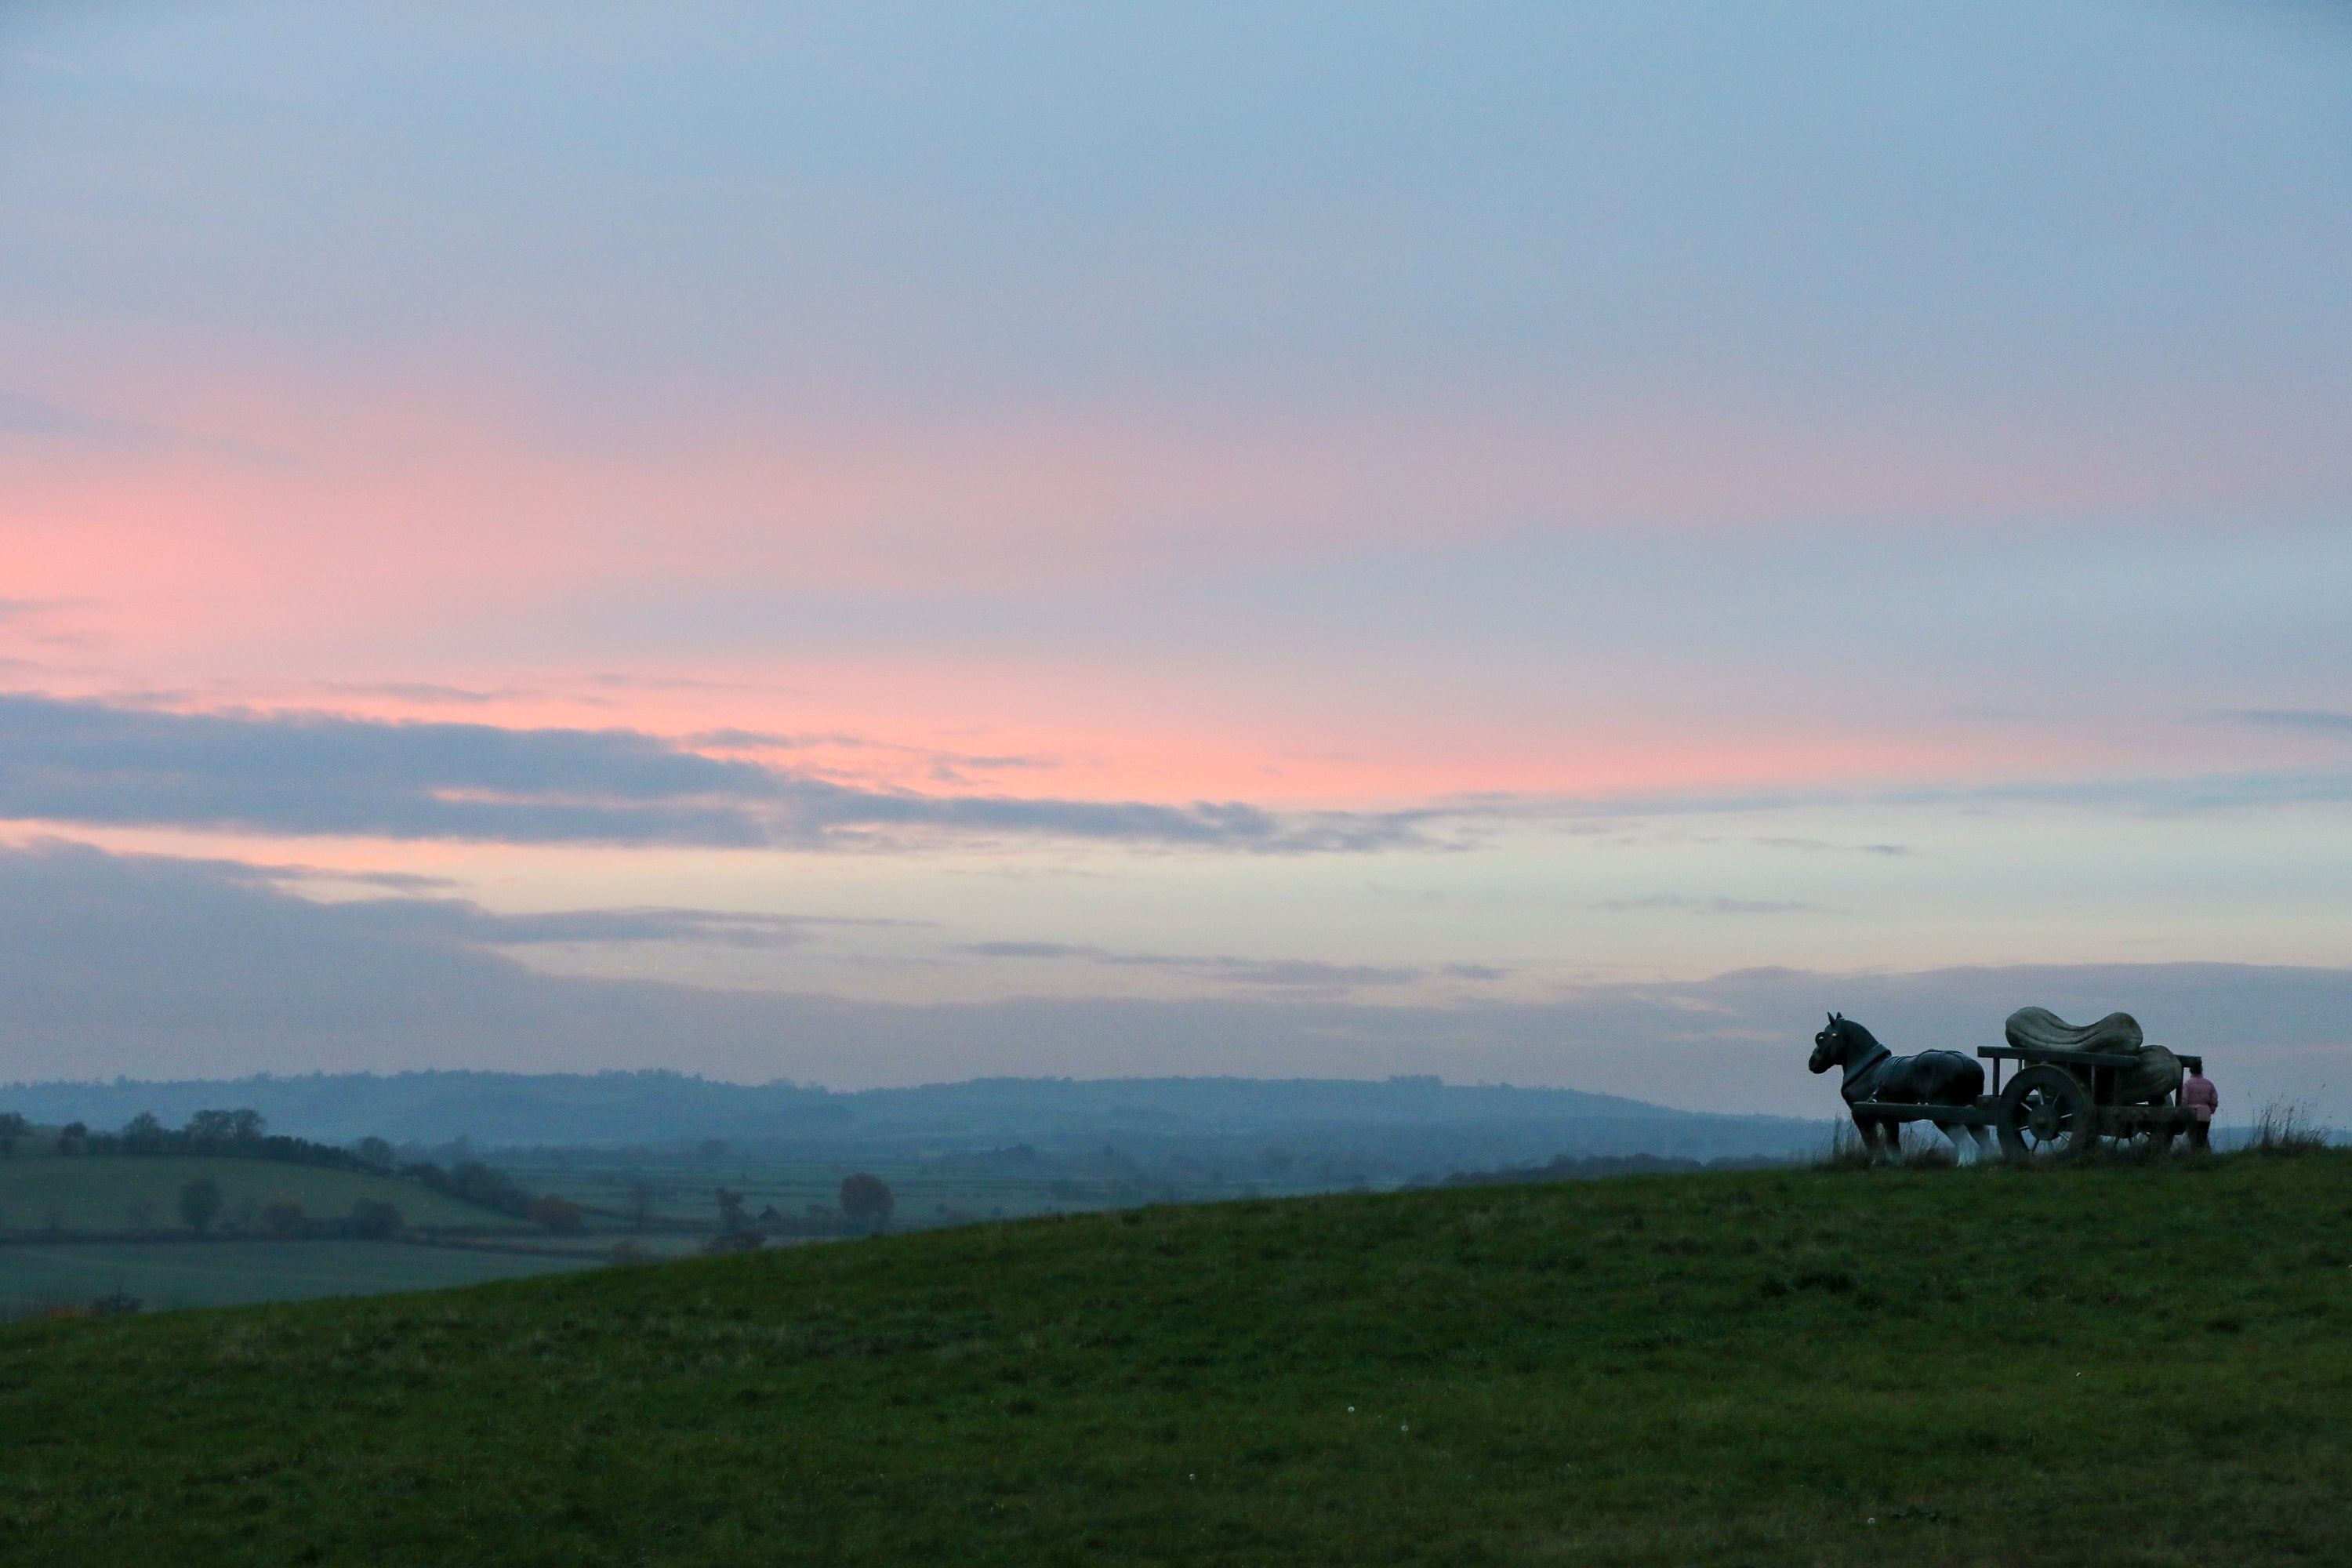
left=328, top=901, right=822, bottom=949
left=1124, top=956, right=1421, bottom=989
left=1751, top=837, right=1912, bottom=857
left=2228, top=709, right=2352, bottom=737
left=0, top=691, right=1429, bottom=853
left=1591, top=895, right=1823, bottom=916
left=0, top=390, right=157, bottom=443
left=689, top=726, right=1046, bottom=764
left=5, top=691, right=2340, bottom=858
left=1497, top=766, right=2352, bottom=826
left=685, top=728, right=857, bottom=750
left=3, top=840, right=824, bottom=950
left=1933, top=771, right=2352, bottom=814
left=963, top=940, right=1096, bottom=959
left=0, top=393, right=288, bottom=468
left=960, top=940, right=1497, bottom=991
left=685, top=727, right=1058, bottom=782
left=245, top=864, right=460, bottom=893
left=1, top=841, right=2348, bottom=1121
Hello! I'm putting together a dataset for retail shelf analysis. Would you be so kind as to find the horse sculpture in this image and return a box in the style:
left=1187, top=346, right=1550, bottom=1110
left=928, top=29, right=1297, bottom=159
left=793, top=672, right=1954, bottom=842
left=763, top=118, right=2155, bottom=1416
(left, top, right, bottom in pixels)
left=1809, top=1013, right=1990, bottom=1161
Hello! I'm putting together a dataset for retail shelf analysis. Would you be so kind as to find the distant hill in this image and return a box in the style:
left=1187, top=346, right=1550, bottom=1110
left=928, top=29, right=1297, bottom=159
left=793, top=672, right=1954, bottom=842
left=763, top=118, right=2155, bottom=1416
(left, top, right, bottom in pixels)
left=0, top=1071, right=1828, bottom=1175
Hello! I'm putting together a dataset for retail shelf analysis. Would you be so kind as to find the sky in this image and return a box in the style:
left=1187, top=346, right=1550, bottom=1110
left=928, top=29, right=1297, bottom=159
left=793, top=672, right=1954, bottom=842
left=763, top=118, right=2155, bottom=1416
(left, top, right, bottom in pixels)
left=2, top=2, right=2350, bottom=1118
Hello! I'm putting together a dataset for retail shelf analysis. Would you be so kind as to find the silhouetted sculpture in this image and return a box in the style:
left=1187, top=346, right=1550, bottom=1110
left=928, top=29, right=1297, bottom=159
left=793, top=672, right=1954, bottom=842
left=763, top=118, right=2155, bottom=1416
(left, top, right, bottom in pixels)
left=1810, top=1012, right=1988, bottom=1161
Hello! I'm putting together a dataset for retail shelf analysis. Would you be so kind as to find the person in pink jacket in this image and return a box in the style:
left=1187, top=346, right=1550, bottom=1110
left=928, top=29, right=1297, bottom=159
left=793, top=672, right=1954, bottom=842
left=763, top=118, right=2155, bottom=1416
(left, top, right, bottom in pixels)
left=2181, top=1065, right=2219, bottom=1151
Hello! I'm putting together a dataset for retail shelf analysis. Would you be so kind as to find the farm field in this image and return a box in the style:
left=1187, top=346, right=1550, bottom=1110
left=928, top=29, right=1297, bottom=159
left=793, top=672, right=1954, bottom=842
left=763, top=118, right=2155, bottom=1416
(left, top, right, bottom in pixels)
left=505, top=1151, right=1220, bottom=1234
left=3, top=1148, right=2349, bottom=1565
left=0, top=1240, right=598, bottom=1314
left=0, top=1156, right=529, bottom=1237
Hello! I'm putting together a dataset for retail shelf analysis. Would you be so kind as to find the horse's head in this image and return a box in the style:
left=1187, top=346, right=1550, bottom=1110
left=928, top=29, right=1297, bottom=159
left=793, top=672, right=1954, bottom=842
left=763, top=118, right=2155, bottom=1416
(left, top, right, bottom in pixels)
left=1809, top=1012, right=1849, bottom=1074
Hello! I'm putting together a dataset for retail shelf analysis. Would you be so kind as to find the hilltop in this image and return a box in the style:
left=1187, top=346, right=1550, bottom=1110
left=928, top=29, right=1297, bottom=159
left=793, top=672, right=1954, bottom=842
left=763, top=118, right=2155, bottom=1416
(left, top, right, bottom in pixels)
left=3, top=1148, right=2347, bottom=1564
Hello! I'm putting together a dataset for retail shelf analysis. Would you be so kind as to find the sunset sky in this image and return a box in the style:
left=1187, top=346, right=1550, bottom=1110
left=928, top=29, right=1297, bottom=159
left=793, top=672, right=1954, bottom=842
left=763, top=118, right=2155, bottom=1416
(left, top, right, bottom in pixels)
left=4, top=2, right=2350, bottom=1116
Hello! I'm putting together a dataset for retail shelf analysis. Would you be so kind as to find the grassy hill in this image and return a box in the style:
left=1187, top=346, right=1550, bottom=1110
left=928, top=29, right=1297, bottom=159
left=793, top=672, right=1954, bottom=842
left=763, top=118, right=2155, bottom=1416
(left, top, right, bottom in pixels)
left=2, top=1150, right=2348, bottom=1565
left=0, top=1239, right=598, bottom=1312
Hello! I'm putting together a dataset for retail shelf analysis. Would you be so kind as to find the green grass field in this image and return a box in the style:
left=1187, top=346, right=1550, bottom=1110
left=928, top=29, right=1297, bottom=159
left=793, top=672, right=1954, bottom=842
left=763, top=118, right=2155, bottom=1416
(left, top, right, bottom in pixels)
left=0, top=1240, right=598, bottom=1313
left=0, top=1155, right=528, bottom=1237
left=2, top=1149, right=2347, bottom=1565
left=501, top=1149, right=1291, bottom=1233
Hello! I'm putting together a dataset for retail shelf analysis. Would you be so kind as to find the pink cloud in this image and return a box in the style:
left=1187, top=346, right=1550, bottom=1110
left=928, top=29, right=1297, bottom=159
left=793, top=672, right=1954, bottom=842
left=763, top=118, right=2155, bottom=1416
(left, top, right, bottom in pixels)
left=5, top=358, right=2346, bottom=818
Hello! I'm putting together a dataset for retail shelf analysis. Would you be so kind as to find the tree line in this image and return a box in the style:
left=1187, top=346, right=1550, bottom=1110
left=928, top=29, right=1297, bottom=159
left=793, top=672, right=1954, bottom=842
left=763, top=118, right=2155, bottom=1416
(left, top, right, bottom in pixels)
left=2, top=1105, right=567, bottom=1227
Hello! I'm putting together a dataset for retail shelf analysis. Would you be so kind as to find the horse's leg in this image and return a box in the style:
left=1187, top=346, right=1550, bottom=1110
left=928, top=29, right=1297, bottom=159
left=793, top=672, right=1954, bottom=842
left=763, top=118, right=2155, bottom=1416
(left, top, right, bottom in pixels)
left=1933, top=1120, right=1968, bottom=1163
left=1852, top=1112, right=1877, bottom=1162
left=1937, top=1119, right=1991, bottom=1163
left=1875, top=1116, right=1902, bottom=1163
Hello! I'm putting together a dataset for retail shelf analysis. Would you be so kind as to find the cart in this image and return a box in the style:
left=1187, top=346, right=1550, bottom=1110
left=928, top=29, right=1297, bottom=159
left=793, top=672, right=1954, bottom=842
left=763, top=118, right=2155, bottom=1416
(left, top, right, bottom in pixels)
left=1850, top=1048, right=2205, bottom=1158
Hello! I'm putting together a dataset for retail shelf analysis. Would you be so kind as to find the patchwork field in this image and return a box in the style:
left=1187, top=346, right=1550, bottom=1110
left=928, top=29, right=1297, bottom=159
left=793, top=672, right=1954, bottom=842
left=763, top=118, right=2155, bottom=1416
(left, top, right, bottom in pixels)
left=0, top=1153, right=590, bottom=1316
left=3, top=1147, right=2348, bottom=1564
left=0, top=1155, right=528, bottom=1237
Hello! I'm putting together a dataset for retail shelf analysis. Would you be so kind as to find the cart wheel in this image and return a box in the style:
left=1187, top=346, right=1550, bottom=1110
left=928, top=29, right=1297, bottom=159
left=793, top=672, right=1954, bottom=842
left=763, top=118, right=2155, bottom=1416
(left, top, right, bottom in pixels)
left=1998, top=1065, right=2092, bottom=1160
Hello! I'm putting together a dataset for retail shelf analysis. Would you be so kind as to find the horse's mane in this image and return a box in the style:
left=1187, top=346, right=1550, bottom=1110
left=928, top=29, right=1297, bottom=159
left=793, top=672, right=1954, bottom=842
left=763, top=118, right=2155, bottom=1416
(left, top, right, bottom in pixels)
left=1831, top=1014, right=1883, bottom=1052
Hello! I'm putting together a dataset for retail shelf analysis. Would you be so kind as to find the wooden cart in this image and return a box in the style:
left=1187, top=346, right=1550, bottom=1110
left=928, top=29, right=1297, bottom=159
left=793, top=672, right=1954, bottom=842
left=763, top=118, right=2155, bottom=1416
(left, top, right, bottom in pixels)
left=1851, top=1048, right=2205, bottom=1158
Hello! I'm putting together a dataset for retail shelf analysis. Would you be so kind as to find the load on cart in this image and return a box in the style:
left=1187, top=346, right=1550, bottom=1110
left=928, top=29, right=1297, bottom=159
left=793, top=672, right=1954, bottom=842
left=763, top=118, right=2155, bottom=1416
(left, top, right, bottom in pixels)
left=1809, top=1007, right=2205, bottom=1160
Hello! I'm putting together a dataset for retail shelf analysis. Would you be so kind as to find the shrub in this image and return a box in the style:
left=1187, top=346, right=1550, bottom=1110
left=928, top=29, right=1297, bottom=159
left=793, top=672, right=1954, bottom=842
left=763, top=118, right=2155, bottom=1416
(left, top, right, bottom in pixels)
left=2247, top=1101, right=2329, bottom=1156
left=260, top=1198, right=306, bottom=1235
left=840, top=1173, right=894, bottom=1231
left=184, top=1108, right=266, bottom=1145
left=446, top=1160, right=532, bottom=1216
left=1900, top=1138, right=1957, bottom=1171
left=702, top=1230, right=762, bottom=1256
left=178, top=1177, right=224, bottom=1233
left=530, top=1195, right=584, bottom=1233
left=350, top=1198, right=405, bottom=1240
left=1817, top=1123, right=1875, bottom=1170
left=608, top=1240, right=653, bottom=1266
left=20, top=1299, right=89, bottom=1322
left=713, top=1187, right=753, bottom=1232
